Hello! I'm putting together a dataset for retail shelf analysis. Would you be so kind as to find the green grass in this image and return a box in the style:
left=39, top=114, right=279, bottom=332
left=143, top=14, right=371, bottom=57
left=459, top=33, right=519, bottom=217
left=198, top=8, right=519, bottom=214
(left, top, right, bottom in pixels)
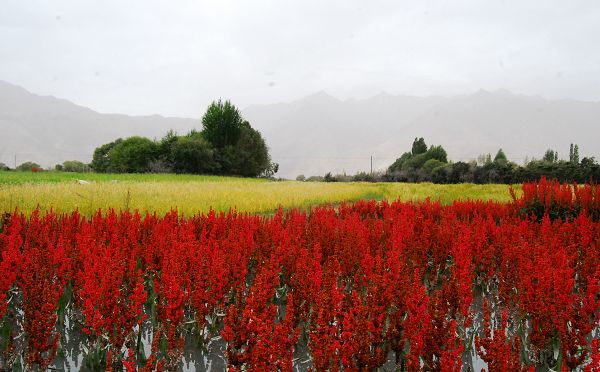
left=0, top=171, right=259, bottom=185
left=0, top=171, right=516, bottom=216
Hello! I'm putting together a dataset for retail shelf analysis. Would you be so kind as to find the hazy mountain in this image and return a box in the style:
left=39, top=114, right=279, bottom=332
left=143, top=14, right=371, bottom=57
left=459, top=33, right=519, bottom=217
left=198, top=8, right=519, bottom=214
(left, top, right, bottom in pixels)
left=245, top=90, right=600, bottom=178
left=1, top=80, right=599, bottom=179
left=244, top=92, right=451, bottom=177
left=0, top=80, right=198, bottom=168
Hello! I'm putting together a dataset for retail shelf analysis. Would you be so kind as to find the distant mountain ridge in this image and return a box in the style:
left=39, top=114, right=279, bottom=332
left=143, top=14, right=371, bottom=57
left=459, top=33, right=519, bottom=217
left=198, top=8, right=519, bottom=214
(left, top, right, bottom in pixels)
left=245, top=90, right=600, bottom=178
left=0, top=80, right=198, bottom=169
left=1, top=80, right=599, bottom=179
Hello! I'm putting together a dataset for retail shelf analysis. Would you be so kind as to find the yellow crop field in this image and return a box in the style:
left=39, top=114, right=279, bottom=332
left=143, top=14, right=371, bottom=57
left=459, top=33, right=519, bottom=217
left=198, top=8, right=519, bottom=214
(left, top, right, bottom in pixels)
left=0, top=172, right=515, bottom=216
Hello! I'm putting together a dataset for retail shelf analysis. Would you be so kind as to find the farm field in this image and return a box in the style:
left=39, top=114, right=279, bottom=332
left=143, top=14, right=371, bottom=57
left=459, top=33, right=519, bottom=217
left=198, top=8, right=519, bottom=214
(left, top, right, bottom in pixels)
left=0, top=171, right=514, bottom=216
left=0, top=178, right=598, bottom=371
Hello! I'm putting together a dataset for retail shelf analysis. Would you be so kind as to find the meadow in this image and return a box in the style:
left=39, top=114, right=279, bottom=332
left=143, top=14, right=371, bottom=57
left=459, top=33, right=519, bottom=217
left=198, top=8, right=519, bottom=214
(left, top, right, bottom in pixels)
left=0, top=171, right=515, bottom=216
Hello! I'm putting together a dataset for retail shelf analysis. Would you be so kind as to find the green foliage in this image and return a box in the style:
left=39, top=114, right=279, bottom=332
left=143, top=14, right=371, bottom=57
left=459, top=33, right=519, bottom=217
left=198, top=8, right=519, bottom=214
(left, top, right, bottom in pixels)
left=477, top=154, right=492, bottom=166
left=387, top=152, right=412, bottom=173
left=171, top=135, right=216, bottom=174
left=423, top=158, right=446, bottom=172
left=261, top=162, right=279, bottom=179
left=543, top=149, right=558, bottom=163
left=16, top=161, right=41, bottom=171
left=91, top=138, right=123, bottom=173
left=324, top=172, right=336, bottom=182
left=580, top=156, right=596, bottom=168
left=431, top=164, right=451, bottom=183
left=158, top=130, right=178, bottom=164
left=569, top=143, right=580, bottom=164
left=493, top=149, right=508, bottom=164
left=352, top=172, right=376, bottom=182
left=388, top=140, right=449, bottom=181
left=223, top=122, right=272, bottom=177
left=386, top=140, right=600, bottom=184
left=109, top=136, right=159, bottom=173
left=89, top=100, right=275, bottom=178
left=411, top=137, right=427, bottom=155
left=0, top=163, right=9, bottom=171
left=201, top=100, right=244, bottom=150
left=447, top=162, right=473, bottom=183
left=59, top=160, right=91, bottom=173
left=427, top=145, right=448, bottom=163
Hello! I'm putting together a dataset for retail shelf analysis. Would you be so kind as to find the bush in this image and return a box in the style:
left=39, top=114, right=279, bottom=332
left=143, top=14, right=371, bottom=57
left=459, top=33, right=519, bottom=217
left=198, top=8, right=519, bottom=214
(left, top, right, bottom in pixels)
left=223, top=123, right=272, bottom=177
left=423, top=159, right=446, bottom=172
left=171, top=135, right=216, bottom=174
left=90, top=100, right=275, bottom=178
left=91, top=138, right=123, bottom=173
left=323, top=172, right=336, bottom=182
left=59, top=160, right=91, bottom=173
left=352, top=172, right=375, bottom=182
left=16, top=162, right=42, bottom=172
left=110, top=137, right=160, bottom=173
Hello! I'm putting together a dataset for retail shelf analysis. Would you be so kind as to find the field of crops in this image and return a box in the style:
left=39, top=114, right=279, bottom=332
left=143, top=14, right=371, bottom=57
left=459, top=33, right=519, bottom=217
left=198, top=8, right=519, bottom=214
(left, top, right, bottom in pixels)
left=0, top=178, right=599, bottom=371
left=0, top=171, right=513, bottom=216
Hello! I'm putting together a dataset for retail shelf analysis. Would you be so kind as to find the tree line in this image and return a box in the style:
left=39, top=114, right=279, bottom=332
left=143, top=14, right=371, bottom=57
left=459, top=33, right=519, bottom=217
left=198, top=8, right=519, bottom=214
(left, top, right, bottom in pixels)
left=0, top=100, right=277, bottom=178
left=307, top=138, right=600, bottom=184
left=90, top=100, right=277, bottom=177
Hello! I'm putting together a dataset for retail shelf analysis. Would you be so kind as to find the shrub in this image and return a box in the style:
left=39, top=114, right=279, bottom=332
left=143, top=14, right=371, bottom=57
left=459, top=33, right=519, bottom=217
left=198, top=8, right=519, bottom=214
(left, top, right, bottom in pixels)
left=16, top=162, right=42, bottom=172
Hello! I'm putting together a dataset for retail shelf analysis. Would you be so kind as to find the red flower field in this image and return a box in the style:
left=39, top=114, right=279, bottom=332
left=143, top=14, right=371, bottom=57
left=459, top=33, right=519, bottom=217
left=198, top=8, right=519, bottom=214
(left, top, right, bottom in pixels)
left=0, top=179, right=599, bottom=371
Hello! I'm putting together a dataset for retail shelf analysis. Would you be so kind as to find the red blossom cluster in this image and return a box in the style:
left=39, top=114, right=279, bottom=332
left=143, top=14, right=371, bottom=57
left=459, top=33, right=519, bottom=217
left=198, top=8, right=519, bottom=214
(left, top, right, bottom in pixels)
left=512, top=176, right=600, bottom=221
left=0, top=180, right=599, bottom=371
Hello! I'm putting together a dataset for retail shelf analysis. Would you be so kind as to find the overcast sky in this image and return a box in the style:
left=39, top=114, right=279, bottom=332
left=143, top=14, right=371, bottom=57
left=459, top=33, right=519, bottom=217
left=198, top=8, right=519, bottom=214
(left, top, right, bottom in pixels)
left=2, top=0, right=599, bottom=117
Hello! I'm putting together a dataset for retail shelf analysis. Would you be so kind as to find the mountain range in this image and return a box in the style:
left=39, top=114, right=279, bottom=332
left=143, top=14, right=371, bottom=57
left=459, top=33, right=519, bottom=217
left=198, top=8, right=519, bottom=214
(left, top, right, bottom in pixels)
left=1, top=80, right=599, bottom=179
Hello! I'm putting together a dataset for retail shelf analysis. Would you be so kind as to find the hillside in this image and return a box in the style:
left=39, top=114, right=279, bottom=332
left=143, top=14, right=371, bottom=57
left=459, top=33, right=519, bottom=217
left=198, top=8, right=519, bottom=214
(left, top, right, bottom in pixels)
left=1, top=80, right=599, bottom=178
left=0, top=80, right=197, bottom=168
left=245, top=90, right=600, bottom=178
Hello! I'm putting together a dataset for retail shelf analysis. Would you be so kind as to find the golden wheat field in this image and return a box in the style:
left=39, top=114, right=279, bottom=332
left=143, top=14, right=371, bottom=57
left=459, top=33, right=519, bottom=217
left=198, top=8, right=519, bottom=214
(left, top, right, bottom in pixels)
left=0, top=171, right=515, bottom=216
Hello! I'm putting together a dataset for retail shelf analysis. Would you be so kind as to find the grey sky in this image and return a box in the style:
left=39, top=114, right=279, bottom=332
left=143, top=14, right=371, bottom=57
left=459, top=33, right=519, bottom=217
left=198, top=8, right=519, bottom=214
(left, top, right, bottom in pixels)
left=2, top=0, right=599, bottom=117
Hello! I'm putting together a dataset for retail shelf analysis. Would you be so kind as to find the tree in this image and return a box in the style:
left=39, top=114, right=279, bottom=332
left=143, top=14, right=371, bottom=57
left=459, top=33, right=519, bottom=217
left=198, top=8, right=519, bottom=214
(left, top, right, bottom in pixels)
left=109, top=136, right=159, bottom=173
left=261, top=162, right=279, bottom=179
left=493, top=149, right=508, bottom=164
left=569, top=143, right=580, bottom=164
left=448, top=161, right=472, bottom=183
left=91, top=138, right=123, bottom=173
left=411, top=137, right=427, bottom=155
left=543, top=149, right=558, bottom=163
left=476, top=154, right=493, bottom=166
left=0, top=163, right=9, bottom=171
left=16, top=162, right=41, bottom=172
left=200, top=102, right=276, bottom=177
left=423, top=158, right=446, bottom=172
left=224, top=122, right=273, bottom=177
left=171, top=134, right=216, bottom=174
left=88, top=100, right=274, bottom=178
left=388, top=152, right=412, bottom=173
left=201, top=100, right=244, bottom=150
left=580, top=157, right=597, bottom=168
left=59, top=160, right=90, bottom=173
left=158, top=130, right=178, bottom=163
left=427, top=145, right=448, bottom=163
left=323, top=172, right=336, bottom=182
